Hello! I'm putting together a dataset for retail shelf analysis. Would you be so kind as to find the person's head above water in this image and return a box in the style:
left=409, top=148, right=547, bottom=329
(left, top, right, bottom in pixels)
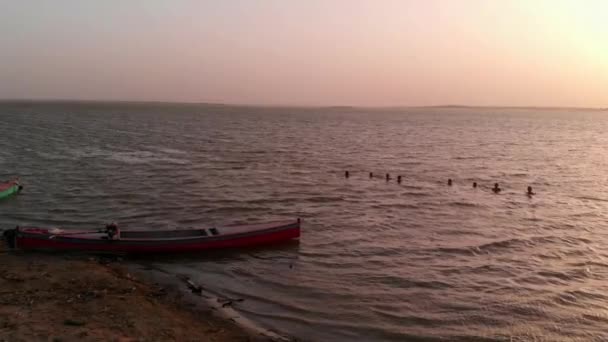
left=492, top=183, right=501, bottom=193
left=527, top=186, right=534, bottom=195
left=448, top=179, right=452, bottom=186
left=473, top=182, right=477, bottom=188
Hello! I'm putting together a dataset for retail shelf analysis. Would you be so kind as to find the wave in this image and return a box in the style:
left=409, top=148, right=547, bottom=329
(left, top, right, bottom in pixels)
left=36, top=151, right=72, bottom=161
left=64, top=147, right=109, bottom=159
left=539, top=268, right=592, bottom=282
left=371, top=203, right=420, bottom=210
left=370, top=308, right=451, bottom=327
left=508, top=173, right=528, bottom=177
left=575, top=196, right=608, bottom=203
left=107, top=151, right=190, bottom=165
left=454, top=156, right=481, bottom=160
left=432, top=235, right=584, bottom=256
left=156, top=147, right=188, bottom=155
left=366, top=276, right=454, bottom=290
left=201, top=206, right=272, bottom=214
left=448, top=201, right=479, bottom=208
left=400, top=191, right=432, bottom=198
left=434, top=238, right=530, bottom=256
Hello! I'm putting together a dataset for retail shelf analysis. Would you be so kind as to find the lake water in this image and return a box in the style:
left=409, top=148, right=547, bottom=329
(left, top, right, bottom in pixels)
left=2, top=101, right=608, bottom=341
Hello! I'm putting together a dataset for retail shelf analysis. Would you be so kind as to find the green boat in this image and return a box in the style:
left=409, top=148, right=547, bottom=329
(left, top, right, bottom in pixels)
left=0, top=180, right=22, bottom=200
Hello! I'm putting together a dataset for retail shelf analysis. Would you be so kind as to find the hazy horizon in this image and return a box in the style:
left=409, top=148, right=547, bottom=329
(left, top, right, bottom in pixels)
left=1, top=1, right=607, bottom=108
left=2, top=98, right=608, bottom=111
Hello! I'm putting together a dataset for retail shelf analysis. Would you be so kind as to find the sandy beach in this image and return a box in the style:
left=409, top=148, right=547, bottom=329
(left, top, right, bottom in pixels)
left=0, top=246, right=255, bottom=342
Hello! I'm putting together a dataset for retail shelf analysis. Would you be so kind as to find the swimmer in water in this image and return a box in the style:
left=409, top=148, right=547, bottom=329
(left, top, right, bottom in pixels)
left=492, top=183, right=501, bottom=193
left=473, top=182, right=477, bottom=188
left=447, top=179, right=453, bottom=186
left=527, top=186, right=535, bottom=196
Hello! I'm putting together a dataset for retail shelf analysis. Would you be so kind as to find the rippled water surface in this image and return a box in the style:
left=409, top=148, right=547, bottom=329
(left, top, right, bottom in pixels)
left=2, top=102, right=608, bottom=341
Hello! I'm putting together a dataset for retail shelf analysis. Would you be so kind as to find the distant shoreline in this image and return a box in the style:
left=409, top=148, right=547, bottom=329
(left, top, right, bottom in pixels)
left=0, top=98, right=606, bottom=111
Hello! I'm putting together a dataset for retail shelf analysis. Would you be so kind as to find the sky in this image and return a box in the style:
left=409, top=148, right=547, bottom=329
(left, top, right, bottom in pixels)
left=0, top=0, right=607, bottom=107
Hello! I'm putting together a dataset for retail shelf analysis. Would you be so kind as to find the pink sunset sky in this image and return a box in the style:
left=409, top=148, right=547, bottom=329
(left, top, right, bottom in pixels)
left=0, top=0, right=607, bottom=107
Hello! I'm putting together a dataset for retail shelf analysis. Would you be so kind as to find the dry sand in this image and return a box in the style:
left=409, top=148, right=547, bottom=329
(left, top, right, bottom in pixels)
left=0, top=246, right=255, bottom=342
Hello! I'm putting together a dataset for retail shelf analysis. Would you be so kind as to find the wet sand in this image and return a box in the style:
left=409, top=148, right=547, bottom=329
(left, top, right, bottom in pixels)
left=0, top=246, right=253, bottom=342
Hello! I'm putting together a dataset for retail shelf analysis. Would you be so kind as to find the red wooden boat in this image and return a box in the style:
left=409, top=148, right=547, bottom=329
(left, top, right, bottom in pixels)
left=3, top=219, right=300, bottom=253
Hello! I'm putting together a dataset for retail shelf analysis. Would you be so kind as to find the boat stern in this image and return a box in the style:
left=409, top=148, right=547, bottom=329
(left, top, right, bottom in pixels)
left=2, top=227, right=18, bottom=249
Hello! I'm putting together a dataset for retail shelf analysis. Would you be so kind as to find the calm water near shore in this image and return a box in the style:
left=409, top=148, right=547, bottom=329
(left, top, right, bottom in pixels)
left=2, top=101, right=608, bottom=341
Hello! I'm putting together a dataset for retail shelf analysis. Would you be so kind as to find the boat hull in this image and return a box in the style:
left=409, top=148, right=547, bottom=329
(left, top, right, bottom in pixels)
left=10, top=219, right=300, bottom=254
left=0, top=181, right=21, bottom=200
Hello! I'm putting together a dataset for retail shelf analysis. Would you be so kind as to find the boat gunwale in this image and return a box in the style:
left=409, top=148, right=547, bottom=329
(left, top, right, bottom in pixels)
left=15, top=220, right=300, bottom=245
